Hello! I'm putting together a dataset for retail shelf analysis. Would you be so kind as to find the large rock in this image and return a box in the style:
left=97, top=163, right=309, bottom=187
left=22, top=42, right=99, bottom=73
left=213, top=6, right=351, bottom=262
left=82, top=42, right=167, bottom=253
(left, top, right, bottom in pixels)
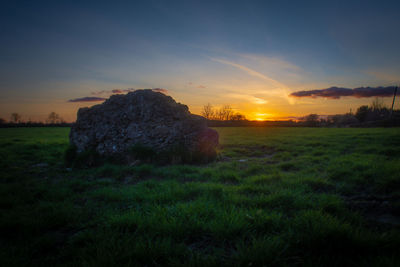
left=69, top=89, right=219, bottom=163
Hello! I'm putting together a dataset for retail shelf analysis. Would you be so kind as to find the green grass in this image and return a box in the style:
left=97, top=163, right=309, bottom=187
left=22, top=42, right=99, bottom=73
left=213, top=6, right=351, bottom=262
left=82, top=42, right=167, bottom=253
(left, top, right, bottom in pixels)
left=0, top=127, right=399, bottom=266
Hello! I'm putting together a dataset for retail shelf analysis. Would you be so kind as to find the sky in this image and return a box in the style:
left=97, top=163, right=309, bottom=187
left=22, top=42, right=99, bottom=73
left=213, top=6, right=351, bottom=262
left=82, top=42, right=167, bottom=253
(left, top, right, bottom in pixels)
left=1, top=0, right=400, bottom=122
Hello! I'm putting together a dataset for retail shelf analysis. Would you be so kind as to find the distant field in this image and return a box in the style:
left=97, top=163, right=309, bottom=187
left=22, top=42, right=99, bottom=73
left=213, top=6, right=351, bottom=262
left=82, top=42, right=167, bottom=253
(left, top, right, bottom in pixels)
left=0, top=127, right=399, bottom=266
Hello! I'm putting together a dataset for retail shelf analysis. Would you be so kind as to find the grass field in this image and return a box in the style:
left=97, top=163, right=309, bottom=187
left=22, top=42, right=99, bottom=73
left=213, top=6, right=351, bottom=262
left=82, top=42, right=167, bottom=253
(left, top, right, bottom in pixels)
left=1, top=127, right=399, bottom=266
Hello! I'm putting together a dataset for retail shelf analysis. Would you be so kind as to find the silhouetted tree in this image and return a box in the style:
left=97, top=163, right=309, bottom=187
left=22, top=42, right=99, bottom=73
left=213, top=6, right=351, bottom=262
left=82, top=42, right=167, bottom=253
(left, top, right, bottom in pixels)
left=10, top=113, right=22, bottom=123
left=201, top=103, right=214, bottom=120
left=47, top=112, right=63, bottom=124
left=304, top=114, right=319, bottom=127
left=355, top=105, right=369, bottom=122
left=371, top=97, right=386, bottom=111
left=230, top=113, right=246, bottom=121
left=202, top=103, right=246, bottom=121
left=216, top=105, right=233, bottom=120
left=327, top=115, right=340, bottom=125
left=339, top=113, right=359, bottom=125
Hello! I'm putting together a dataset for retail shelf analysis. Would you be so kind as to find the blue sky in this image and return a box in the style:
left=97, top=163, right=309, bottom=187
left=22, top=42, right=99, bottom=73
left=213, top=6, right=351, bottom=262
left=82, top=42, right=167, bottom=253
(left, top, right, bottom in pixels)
left=1, top=0, right=399, bottom=121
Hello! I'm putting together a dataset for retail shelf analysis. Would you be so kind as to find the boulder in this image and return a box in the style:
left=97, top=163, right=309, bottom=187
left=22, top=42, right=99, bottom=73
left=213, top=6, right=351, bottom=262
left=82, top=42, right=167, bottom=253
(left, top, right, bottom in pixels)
left=69, top=89, right=218, bottom=163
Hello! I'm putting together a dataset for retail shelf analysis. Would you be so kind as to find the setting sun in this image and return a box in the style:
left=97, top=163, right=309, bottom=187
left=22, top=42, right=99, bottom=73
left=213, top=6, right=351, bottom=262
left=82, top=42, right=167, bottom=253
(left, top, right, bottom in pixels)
left=253, top=113, right=273, bottom=121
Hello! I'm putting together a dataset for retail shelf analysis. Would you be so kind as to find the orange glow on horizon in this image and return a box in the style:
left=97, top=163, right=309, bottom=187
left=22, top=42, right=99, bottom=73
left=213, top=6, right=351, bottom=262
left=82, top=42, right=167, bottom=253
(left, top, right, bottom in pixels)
left=247, top=112, right=278, bottom=121
left=241, top=110, right=296, bottom=121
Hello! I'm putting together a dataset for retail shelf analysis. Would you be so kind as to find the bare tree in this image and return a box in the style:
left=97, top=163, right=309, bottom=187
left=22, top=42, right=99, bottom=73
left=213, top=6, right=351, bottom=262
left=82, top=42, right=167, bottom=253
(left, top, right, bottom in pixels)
left=214, top=108, right=223, bottom=120
left=10, top=113, right=22, bottom=123
left=201, top=103, right=214, bottom=120
left=47, top=112, right=63, bottom=124
left=223, top=105, right=233, bottom=120
left=231, top=113, right=246, bottom=121
left=215, top=105, right=233, bottom=121
left=202, top=104, right=243, bottom=121
left=371, top=97, right=386, bottom=111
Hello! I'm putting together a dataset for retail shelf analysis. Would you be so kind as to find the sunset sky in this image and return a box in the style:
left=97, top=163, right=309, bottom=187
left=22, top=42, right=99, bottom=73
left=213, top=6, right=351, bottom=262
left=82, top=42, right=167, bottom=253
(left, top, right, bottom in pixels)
left=1, top=0, right=400, bottom=122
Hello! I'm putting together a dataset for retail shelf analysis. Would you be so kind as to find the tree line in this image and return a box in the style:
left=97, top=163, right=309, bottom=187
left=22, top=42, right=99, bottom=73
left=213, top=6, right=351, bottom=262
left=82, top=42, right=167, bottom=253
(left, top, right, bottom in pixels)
left=0, top=112, right=72, bottom=127
left=1, top=98, right=398, bottom=128
left=201, top=103, right=246, bottom=121
left=299, top=98, right=400, bottom=127
left=201, top=97, right=400, bottom=127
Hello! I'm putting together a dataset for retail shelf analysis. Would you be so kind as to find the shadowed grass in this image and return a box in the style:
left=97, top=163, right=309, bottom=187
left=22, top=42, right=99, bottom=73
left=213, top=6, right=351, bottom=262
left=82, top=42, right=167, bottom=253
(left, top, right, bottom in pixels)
left=0, top=127, right=399, bottom=266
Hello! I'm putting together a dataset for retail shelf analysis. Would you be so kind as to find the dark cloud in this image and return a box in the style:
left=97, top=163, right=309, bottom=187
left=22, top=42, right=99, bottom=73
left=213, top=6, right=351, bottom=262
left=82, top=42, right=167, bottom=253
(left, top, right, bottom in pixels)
left=68, top=97, right=106, bottom=102
left=290, top=86, right=396, bottom=99
left=92, top=88, right=136, bottom=96
left=69, top=88, right=168, bottom=102
left=91, top=88, right=167, bottom=96
left=112, top=88, right=136, bottom=94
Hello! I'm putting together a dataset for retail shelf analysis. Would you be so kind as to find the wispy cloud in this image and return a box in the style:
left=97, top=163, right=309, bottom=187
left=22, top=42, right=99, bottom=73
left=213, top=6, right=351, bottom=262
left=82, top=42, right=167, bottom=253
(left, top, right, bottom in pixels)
left=365, top=70, right=400, bottom=83
left=68, top=97, right=106, bottom=102
left=239, top=54, right=301, bottom=71
left=290, top=86, right=396, bottom=99
left=211, top=57, right=285, bottom=88
left=187, top=82, right=207, bottom=89
left=152, top=88, right=169, bottom=94
left=227, top=93, right=268, bottom=104
left=210, top=57, right=294, bottom=104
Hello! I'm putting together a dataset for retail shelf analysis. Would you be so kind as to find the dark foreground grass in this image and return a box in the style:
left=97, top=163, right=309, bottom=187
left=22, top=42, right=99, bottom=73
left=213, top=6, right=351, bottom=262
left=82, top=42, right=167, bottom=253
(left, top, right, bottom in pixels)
left=0, top=127, right=399, bottom=266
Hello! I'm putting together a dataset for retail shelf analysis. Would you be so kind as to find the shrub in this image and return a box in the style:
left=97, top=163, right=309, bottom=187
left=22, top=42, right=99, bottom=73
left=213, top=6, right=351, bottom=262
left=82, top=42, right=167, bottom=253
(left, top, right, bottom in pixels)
left=355, top=105, right=369, bottom=122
